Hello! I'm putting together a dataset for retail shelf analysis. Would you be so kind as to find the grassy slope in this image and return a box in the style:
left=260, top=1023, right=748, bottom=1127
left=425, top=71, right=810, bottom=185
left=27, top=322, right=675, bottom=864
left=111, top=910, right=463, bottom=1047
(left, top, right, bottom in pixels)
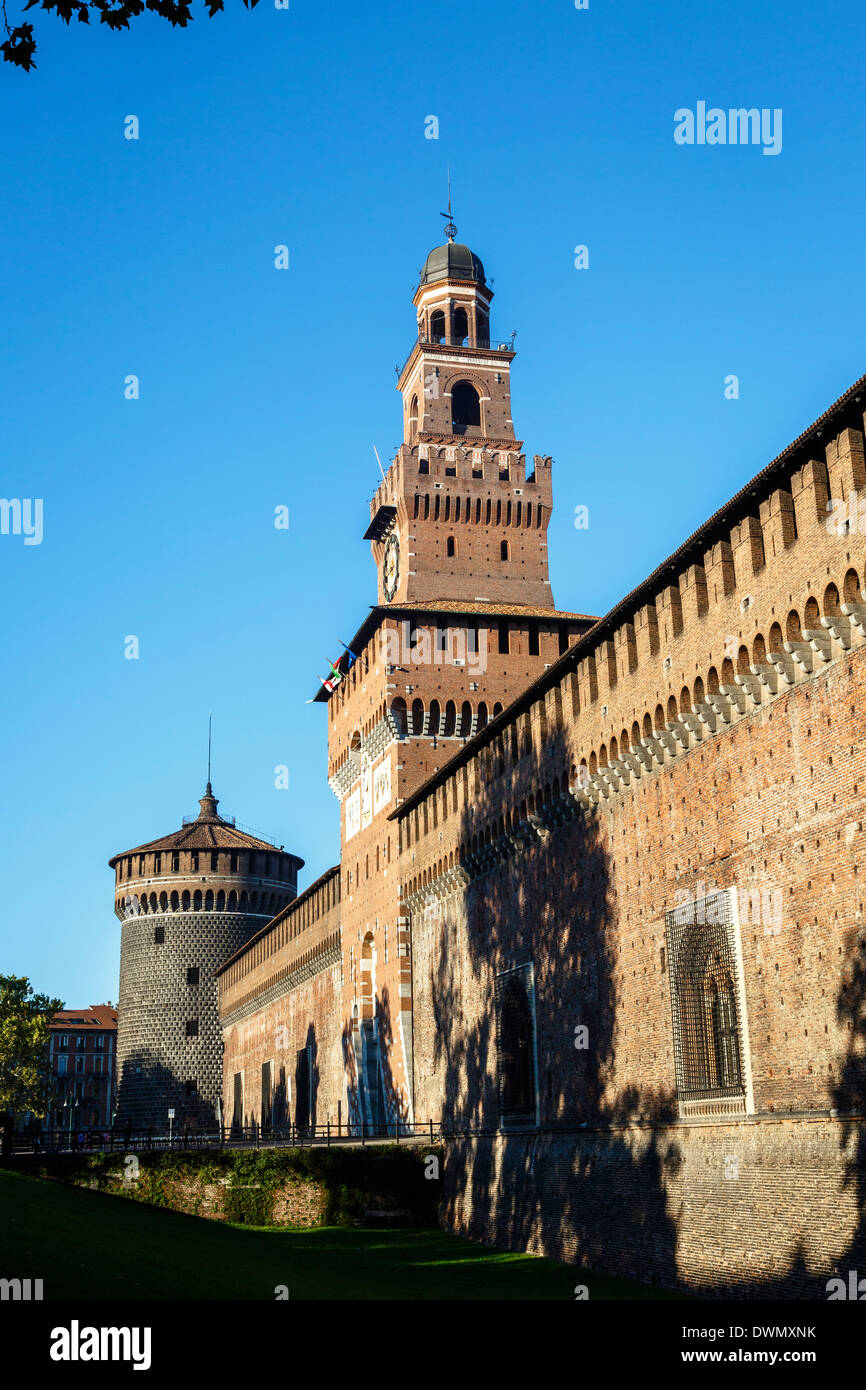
left=0, top=1169, right=683, bottom=1300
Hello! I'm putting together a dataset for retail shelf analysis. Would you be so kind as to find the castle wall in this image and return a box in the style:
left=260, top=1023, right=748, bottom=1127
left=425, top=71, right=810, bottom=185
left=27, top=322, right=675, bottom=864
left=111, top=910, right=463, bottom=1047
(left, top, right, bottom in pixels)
left=442, top=1119, right=866, bottom=1298
left=398, top=407, right=866, bottom=1290
left=218, top=868, right=344, bottom=1131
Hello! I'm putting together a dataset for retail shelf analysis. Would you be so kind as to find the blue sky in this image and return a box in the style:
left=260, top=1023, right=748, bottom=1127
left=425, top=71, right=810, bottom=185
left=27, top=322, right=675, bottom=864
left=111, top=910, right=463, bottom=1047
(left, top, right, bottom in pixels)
left=2, top=0, right=864, bottom=1005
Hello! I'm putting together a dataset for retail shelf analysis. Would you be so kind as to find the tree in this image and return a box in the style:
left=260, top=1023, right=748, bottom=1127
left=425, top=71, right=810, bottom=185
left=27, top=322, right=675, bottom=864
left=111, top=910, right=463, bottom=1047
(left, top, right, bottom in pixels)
left=1, top=0, right=260, bottom=73
left=0, top=976, right=63, bottom=1119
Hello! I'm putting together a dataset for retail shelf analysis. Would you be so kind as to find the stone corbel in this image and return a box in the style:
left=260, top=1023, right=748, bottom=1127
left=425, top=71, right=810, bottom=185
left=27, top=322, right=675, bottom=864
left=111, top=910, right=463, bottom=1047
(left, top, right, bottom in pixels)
left=735, top=671, right=764, bottom=706
left=841, top=602, right=866, bottom=637
left=653, top=727, right=678, bottom=756
left=621, top=751, right=644, bottom=778
left=720, top=682, right=747, bottom=714
left=665, top=719, right=691, bottom=749
left=784, top=639, right=814, bottom=673
left=678, top=711, right=705, bottom=741
left=821, top=613, right=852, bottom=650
left=630, top=743, right=654, bottom=770
left=751, top=661, right=779, bottom=694
left=640, top=735, right=668, bottom=764
left=706, top=693, right=733, bottom=724
left=693, top=702, right=718, bottom=734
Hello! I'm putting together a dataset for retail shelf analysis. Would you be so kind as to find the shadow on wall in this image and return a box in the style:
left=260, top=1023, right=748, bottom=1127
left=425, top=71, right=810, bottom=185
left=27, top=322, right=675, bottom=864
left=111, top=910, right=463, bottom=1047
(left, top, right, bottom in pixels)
left=116, top=1053, right=214, bottom=1132
left=427, top=718, right=866, bottom=1298
left=429, top=722, right=682, bottom=1288
left=832, top=923, right=866, bottom=1286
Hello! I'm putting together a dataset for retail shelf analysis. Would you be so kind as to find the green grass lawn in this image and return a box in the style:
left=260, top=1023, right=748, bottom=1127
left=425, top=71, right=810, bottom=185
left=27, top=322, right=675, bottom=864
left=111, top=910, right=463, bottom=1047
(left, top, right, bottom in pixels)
left=0, top=1168, right=683, bottom=1300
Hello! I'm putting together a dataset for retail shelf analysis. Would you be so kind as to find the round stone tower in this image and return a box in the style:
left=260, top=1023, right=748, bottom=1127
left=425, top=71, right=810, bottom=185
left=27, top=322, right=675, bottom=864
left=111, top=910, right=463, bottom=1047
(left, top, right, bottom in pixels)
left=110, top=783, right=303, bottom=1131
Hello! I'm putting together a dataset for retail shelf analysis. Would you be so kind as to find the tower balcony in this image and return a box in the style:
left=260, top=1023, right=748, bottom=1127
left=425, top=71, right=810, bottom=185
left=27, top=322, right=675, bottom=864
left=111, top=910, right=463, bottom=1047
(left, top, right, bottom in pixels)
left=399, top=332, right=514, bottom=379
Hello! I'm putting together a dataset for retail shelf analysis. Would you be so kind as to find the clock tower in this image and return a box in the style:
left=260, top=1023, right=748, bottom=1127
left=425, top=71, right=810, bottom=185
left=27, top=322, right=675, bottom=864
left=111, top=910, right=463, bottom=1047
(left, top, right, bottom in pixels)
left=366, top=227, right=555, bottom=610
left=316, top=226, right=594, bottom=1133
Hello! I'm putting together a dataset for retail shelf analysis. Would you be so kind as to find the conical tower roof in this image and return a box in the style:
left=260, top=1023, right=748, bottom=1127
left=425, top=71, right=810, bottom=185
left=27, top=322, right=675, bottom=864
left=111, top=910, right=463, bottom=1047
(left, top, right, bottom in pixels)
left=108, top=784, right=296, bottom=863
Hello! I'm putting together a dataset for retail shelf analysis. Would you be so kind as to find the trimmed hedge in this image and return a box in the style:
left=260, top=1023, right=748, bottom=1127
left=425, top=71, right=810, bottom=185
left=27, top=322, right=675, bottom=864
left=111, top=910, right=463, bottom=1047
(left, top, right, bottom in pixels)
left=14, top=1144, right=443, bottom=1228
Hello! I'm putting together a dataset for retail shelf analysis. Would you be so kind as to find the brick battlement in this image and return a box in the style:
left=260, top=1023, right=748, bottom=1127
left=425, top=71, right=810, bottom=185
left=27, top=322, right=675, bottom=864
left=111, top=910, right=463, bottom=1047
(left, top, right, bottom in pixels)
left=396, top=381, right=866, bottom=844
left=371, top=444, right=551, bottom=520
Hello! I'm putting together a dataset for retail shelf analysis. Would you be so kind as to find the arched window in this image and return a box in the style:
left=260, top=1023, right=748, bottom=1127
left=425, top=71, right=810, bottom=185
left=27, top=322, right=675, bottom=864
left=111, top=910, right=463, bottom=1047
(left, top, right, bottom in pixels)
left=446, top=535, right=456, bottom=558
left=709, top=974, right=742, bottom=1089
left=844, top=568, right=862, bottom=603
left=453, top=306, right=469, bottom=345
left=477, top=701, right=489, bottom=731
left=476, top=309, right=489, bottom=347
left=430, top=309, right=445, bottom=344
left=786, top=610, right=802, bottom=642
left=408, top=394, right=419, bottom=435
left=459, top=701, right=472, bottom=737
left=411, top=698, right=424, bottom=735
left=451, top=380, right=480, bottom=432
left=666, top=888, right=747, bottom=1111
left=443, top=701, right=457, bottom=736
left=391, top=697, right=408, bottom=737
left=428, top=700, right=441, bottom=737
left=500, top=539, right=509, bottom=561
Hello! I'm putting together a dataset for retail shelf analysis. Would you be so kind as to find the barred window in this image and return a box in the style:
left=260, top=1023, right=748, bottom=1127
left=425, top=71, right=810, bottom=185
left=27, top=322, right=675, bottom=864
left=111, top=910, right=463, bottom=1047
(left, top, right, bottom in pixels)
left=665, top=887, right=751, bottom=1118
left=495, top=963, right=538, bottom=1128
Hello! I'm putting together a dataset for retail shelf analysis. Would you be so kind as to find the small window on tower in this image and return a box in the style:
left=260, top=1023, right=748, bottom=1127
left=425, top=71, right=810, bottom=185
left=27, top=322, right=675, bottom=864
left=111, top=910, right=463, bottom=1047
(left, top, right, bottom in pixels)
left=154, top=926, right=165, bottom=945
left=446, top=536, right=456, bottom=558
left=171, top=853, right=179, bottom=872
left=453, top=306, right=469, bottom=345
left=191, top=852, right=199, bottom=872
left=211, top=852, right=219, bottom=872
left=430, top=309, right=446, bottom=344
left=408, top=394, right=419, bottom=436
left=501, top=540, right=509, bottom=561
left=528, top=628, right=540, bottom=657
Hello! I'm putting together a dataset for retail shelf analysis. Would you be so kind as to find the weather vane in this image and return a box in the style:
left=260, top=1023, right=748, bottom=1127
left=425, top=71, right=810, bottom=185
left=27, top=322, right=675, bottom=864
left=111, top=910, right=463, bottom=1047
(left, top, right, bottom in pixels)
left=440, top=165, right=457, bottom=242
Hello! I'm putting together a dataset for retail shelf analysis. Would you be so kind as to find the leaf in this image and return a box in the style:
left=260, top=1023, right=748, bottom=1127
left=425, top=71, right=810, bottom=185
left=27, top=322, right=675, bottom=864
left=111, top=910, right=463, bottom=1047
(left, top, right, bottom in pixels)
left=1, top=24, right=37, bottom=70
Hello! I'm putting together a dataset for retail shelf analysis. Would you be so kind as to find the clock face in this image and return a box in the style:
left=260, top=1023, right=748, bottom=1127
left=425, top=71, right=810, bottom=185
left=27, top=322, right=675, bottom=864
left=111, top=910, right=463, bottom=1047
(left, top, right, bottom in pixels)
left=383, top=533, right=400, bottom=601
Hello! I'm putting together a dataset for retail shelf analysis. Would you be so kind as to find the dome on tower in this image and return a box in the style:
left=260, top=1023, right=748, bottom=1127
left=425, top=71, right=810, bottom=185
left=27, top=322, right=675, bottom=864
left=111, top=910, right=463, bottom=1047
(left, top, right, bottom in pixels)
left=420, top=241, right=486, bottom=287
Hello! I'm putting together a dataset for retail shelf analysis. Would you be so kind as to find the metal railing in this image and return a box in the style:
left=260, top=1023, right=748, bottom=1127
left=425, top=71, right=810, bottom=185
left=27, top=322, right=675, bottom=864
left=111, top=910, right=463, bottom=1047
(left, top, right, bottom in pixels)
left=399, top=333, right=512, bottom=376
left=6, top=1118, right=442, bottom=1155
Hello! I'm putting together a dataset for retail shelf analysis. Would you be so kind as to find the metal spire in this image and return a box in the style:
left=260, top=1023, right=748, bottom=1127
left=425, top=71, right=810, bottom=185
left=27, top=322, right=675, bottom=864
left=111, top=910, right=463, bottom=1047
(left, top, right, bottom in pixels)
left=440, top=165, right=457, bottom=242
left=207, top=713, right=212, bottom=787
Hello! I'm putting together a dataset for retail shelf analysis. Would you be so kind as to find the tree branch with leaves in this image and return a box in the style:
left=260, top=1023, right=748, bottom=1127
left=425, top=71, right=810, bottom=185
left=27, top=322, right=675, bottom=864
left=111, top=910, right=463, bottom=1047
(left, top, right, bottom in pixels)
left=2, top=0, right=260, bottom=71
